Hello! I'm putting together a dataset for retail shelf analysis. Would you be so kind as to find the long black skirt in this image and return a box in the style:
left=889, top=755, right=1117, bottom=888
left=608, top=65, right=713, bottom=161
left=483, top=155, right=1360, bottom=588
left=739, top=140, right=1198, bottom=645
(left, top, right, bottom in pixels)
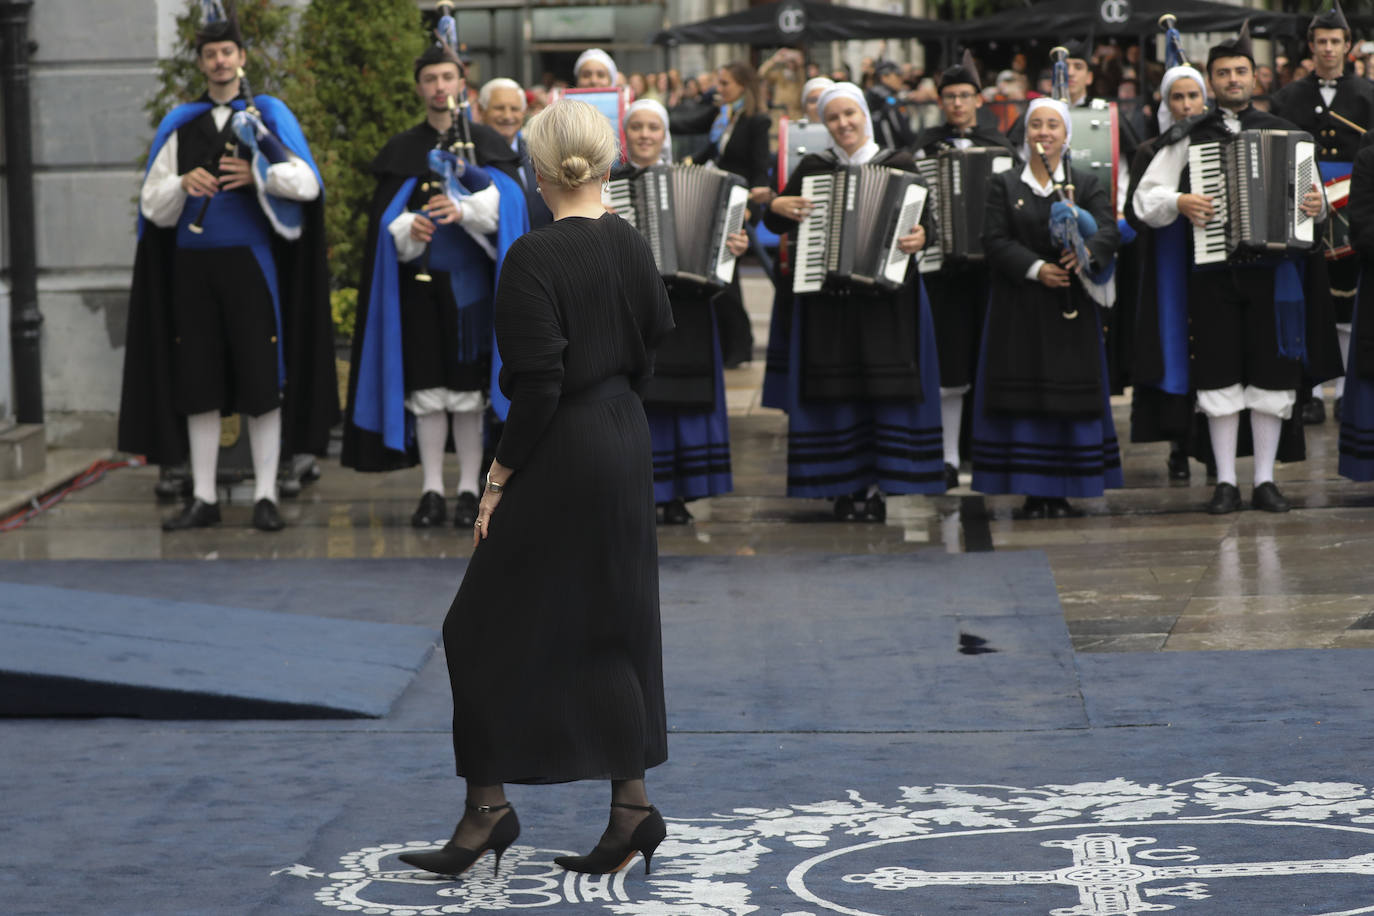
left=441, top=383, right=668, bottom=785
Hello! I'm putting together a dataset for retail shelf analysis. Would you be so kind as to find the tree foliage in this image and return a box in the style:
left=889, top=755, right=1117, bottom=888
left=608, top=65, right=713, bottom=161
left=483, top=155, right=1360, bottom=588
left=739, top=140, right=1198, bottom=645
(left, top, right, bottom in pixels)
left=282, top=0, right=427, bottom=291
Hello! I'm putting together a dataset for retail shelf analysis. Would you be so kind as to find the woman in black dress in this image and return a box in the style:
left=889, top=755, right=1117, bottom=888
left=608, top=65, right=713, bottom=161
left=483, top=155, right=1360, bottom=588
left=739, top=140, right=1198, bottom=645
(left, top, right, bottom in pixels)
left=677, top=61, right=773, bottom=366
left=400, top=99, right=674, bottom=880
left=969, top=97, right=1122, bottom=518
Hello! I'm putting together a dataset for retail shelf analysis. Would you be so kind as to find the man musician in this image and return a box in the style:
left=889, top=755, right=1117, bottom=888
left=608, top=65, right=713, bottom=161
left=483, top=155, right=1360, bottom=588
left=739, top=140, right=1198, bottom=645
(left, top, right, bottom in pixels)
left=1132, top=23, right=1341, bottom=514
left=1269, top=0, right=1373, bottom=424
left=120, top=6, right=337, bottom=532
left=342, top=39, right=528, bottom=529
left=911, top=56, right=1016, bottom=487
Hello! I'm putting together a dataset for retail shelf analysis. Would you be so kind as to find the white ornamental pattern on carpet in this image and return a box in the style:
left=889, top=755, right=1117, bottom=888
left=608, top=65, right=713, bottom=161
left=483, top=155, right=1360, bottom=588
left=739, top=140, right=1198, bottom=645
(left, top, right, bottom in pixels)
left=275, top=774, right=1374, bottom=915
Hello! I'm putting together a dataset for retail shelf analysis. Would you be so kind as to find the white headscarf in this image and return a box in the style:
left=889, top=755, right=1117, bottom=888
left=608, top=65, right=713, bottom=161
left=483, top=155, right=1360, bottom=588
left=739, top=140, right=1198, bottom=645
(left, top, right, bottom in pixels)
left=1157, top=65, right=1208, bottom=132
left=574, top=48, right=618, bottom=87
left=816, top=82, right=878, bottom=164
left=801, top=76, right=835, bottom=117
left=626, top=98, right=673, bottom=165
left=1018, top=97, right=1072, bottom=165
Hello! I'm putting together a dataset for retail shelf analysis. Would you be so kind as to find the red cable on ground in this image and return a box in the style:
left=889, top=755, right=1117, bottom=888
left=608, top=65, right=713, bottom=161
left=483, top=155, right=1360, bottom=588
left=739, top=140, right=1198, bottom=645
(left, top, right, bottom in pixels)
left=0, top=456, right=144, bottom=532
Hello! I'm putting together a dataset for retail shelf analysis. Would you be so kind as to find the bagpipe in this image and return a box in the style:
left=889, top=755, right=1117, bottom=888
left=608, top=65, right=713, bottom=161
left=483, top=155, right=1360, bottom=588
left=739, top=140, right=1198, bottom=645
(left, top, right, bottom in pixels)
left=415, top=1, right=492, bottom=282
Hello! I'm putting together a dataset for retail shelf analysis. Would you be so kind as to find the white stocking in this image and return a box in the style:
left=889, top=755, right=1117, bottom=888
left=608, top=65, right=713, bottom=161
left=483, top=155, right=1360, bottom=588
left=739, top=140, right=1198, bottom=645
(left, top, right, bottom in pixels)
left=1336, top=324, right=1352, bottom=399
left=1250, top=410, right=1282, bottom=487
left=940, top=391, right=964, bottom=468
left=415, top=410, right=447, bottom=495
left=246, top=408, right=282, bottom=504
left=187, top=411, right=221, bottom=505
left=1207, top=412, right=1240, bottom=487
left=450, top=409, right=484, bottom=496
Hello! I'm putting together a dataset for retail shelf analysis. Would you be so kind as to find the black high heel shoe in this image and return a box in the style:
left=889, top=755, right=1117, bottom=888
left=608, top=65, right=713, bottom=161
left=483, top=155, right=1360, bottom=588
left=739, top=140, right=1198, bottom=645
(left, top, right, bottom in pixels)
left=399, top=802, right=520, bottom=878
left=554, top=802, right=667, bottom=875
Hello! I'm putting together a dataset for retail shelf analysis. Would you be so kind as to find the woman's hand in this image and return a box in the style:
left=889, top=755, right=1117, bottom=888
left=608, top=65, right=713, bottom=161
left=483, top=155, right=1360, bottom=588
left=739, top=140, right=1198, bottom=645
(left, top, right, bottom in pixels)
left=725, top=229, right=749, bottom=257
left=1058, top=247, right=1081, bottom=274
left=473, top=460, right=513, bottom=547
left=748, top=185, right=774, bottom=206
left=1038, top=261, right=1072, bottom=288
left=896, top=224, right=926, bottom=255
left=770, top=195, right=812, bottom=221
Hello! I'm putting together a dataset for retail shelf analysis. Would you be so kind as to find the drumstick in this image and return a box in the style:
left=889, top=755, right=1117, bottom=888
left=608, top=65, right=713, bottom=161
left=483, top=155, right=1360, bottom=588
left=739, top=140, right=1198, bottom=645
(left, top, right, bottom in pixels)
left=1328, top=109, right=1367, bottom=135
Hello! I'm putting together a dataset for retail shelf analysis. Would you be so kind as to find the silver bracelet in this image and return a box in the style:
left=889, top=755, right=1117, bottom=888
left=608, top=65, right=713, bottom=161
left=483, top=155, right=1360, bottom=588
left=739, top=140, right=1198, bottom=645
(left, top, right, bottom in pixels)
left=485, top=477, right=505, bottom=494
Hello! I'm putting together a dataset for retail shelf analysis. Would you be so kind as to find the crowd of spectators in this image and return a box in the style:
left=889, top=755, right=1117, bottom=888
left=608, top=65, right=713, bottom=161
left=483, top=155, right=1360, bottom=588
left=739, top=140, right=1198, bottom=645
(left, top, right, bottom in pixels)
left=504, top=38, right=1374, bottom=146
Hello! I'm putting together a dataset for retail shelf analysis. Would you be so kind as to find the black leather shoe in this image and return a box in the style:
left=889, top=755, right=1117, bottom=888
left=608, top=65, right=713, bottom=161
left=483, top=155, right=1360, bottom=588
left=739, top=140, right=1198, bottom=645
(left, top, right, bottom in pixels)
left=1251, top=481, right=1291, bottom=513
left=1206, top=482, right=1242, bottom=515
left=1047, top=497, right=1084, bottom=518
left=453, top=491, right=479, bottom=528
left=944, top=463, right=960, bottom=490
left=555, top=803, right=666, bottom=876
left=1167, top=449, right=1190, bottom=481
left=862, top=494, right=886, bottom=522
left=1302, top=399, right=1326, bottom=425
left=833, top=494, right=859, bottom=520
left=252, top=498, right=286, bottom=532
left=661, top=498, right=693, bottom=525
left=411, top=491, right=446, bottom=528
left=1012, top=496, right=1047, bottom=520
left=162, top=498, right=221, bottom=531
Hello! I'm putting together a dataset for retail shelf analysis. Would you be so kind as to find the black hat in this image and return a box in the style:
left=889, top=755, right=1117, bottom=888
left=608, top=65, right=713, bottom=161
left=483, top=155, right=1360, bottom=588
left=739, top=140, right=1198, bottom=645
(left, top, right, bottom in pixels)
left=1310, top=0, right=1351, bottom=36
left=1208, top=18, right=1254, bottom=69
left=939, top=50, right=981, bottom=92
left=1063, top=33, right=1093, bottom=63
left=195, top=5, right=242, bottom=52
left=413, top=43, right=463, bottom=82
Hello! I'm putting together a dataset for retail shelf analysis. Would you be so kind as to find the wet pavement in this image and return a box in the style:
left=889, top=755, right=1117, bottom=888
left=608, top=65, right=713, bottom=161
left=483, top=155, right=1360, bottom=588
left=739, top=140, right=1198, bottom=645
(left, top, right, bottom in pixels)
left=10, top=265, right=1374, bottom=654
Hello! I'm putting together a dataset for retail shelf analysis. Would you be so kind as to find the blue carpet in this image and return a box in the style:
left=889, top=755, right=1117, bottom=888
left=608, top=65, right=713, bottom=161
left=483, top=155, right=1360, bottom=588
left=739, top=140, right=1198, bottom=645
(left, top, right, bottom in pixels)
left=0, top=582, right=437, bottom=718
left=1, top=556, right=1373, bottom=915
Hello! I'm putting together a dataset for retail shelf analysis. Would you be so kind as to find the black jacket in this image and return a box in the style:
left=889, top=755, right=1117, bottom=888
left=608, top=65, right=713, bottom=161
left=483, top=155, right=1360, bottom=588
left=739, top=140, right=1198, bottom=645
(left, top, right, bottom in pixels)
left=1270, top=73, right=1374, bottom=164
left=675, top=105, right=772, bottom=189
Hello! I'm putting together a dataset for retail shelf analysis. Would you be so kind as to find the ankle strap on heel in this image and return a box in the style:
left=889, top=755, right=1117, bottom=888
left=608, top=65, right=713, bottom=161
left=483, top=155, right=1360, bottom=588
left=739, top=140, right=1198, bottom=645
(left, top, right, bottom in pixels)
left=466, top=801, right=512, bottom=814
left=611, top=802, right=656, bottom=812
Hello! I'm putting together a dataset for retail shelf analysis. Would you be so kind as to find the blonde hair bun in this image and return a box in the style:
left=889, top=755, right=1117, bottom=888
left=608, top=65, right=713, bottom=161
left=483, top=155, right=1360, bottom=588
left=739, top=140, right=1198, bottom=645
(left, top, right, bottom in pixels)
left=525, top=99, right=619, bottom=191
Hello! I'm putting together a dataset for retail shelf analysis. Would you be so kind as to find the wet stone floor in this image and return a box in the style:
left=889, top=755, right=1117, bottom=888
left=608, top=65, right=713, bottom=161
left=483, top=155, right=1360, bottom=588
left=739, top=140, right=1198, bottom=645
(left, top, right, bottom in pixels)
left=10, top=267, right=1374, bottom=655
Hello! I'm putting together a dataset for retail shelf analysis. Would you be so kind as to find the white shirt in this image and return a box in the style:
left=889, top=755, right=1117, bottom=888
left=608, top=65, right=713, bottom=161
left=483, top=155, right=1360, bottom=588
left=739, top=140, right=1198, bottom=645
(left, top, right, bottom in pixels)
left=834, top=139, right=880, bottom=166
left=140, top=103, right=320, bottom=228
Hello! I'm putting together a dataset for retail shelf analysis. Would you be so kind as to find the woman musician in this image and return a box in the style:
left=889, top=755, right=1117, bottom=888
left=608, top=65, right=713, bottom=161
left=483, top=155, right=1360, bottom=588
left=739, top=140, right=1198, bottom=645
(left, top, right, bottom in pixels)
left=970, top=97, right=1122, bottom=519
left=762, top=83, right=946, bottom=521
left=611, top=99, right=747, bottom=524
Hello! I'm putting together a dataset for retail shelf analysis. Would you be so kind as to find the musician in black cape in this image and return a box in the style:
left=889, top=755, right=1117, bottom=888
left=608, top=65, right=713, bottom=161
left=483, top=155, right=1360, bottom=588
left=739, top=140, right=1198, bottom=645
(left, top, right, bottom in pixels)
left=611, top=99, right=748, bottom=524
left=1131, top=24, right=1342, bottom=514
left=120, top=11, right=337, bottom=532
left=342, top=45, right=528, bottom=529
left=912, top=56, right=1017, bottom=489
left=1006, top=36, right=1140, bottom=165
left=1124, top=64, right=1211, bottom=482
left=969, top=97, right=1122, bottom=519
left=1337, top=129, right=1374, bottom=481
left=1269, top=0, right=1372, bottom=424
left=674, top=61, right=773, bottom=368
left=764, top=83, right=946, bottom=521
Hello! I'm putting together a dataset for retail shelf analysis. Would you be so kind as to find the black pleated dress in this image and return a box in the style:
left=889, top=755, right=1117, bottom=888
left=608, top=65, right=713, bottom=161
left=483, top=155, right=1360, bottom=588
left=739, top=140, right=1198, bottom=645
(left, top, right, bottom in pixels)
left=442, top=212, right=674, bottom=786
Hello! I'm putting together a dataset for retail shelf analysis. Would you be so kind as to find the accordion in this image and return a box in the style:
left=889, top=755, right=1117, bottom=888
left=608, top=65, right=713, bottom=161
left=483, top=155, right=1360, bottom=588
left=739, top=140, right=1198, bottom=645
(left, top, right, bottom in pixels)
left=606, top=164, right=750, bottom=287
left=1187, top=129, right=1318, bottom=266
left=793, top=165, right=928, bottom=294
left=915, top=147, right=1017, bottom=274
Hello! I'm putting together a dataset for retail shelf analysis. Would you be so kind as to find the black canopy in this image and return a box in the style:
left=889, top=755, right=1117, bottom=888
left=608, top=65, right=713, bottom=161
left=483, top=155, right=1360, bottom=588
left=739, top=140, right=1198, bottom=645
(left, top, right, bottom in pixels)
left=951, top=0, right=1307, bottom=42
left=652, top=0, right=954, bottom=47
